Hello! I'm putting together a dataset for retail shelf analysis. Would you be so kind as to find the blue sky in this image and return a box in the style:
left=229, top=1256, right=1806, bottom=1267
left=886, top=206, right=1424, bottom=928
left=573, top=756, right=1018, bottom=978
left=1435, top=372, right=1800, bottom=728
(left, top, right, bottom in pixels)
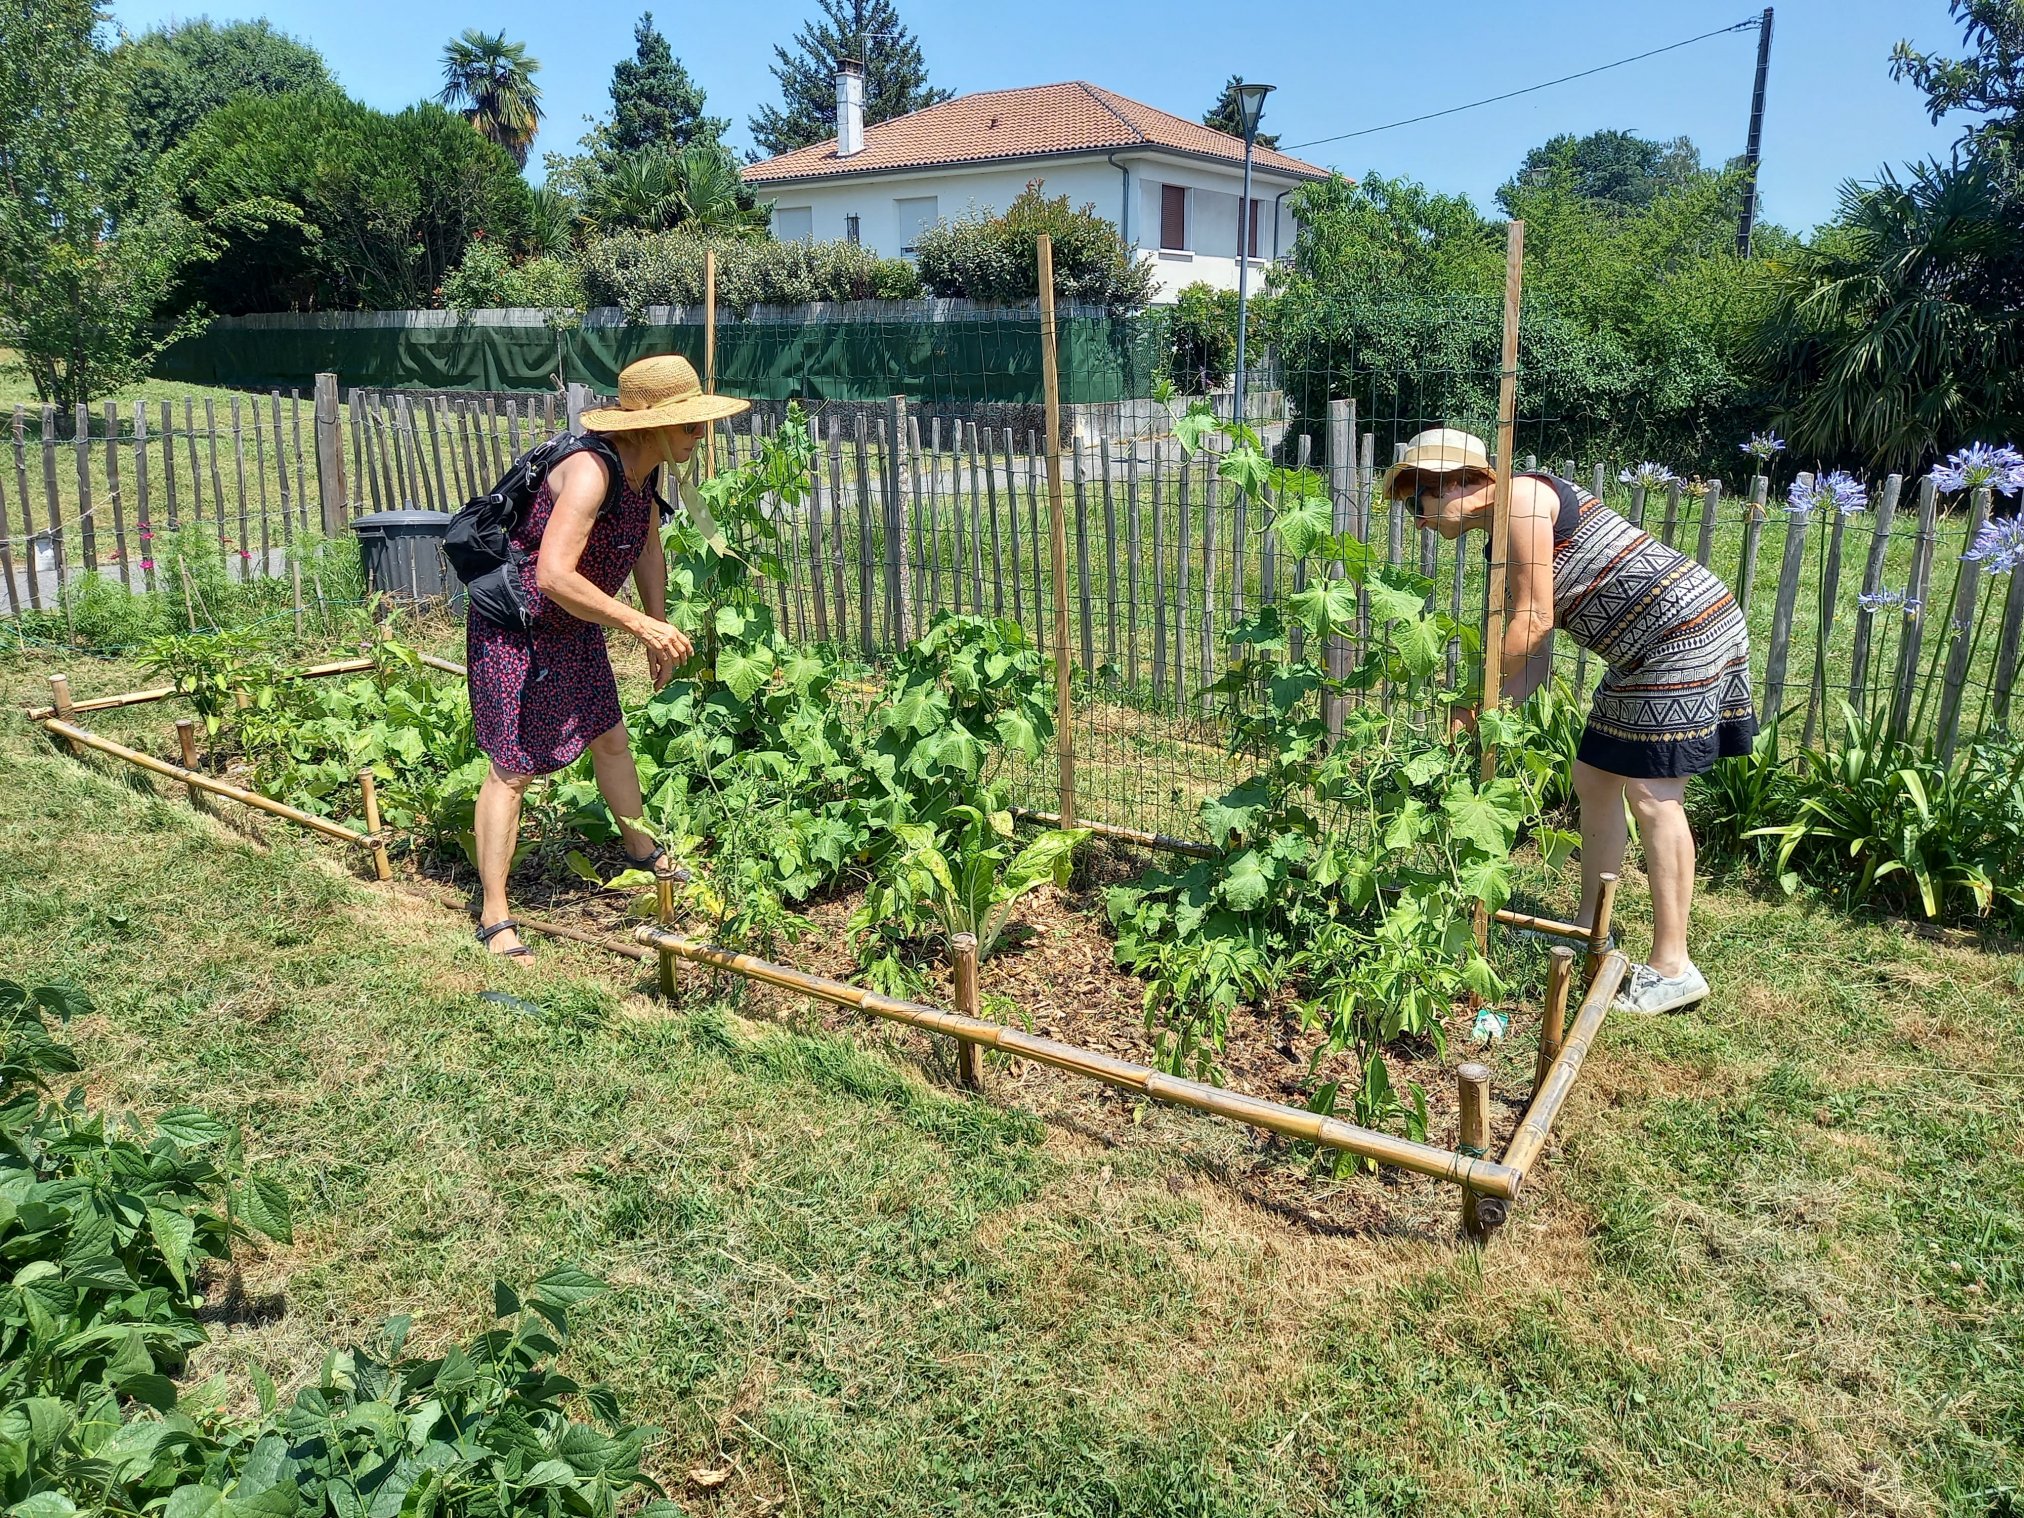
left=107, top=0, right=1973, bottom=233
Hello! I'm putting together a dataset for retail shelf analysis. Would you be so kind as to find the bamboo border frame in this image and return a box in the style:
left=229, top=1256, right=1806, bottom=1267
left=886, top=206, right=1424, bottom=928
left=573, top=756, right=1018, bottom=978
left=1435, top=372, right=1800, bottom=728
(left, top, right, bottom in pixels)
left=26, top=661, right=1628, bottom=1239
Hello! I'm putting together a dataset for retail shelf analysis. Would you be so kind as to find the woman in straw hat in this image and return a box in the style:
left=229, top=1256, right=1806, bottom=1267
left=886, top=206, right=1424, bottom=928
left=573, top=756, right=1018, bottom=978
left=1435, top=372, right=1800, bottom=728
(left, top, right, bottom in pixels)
left=1386, top=428, right=1756, bottom=1015
left=469, top=354, right=748, bottom=960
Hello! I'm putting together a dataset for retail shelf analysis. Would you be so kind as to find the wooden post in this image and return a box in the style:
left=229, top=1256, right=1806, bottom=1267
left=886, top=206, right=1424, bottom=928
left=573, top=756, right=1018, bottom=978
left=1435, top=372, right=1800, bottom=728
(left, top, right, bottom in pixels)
left=0, top=456, right=16, bottom=617
left=885, top=395, right=911, bottom=643
left=1888, top=477, right=1941, bottom=741
left=175, top=717, right=204, bottom=810
left=1694, top=477, right=1721, bottom=568
left=1802, top=496, right=1852, bottom=750
left=1585, top=873, right=1619, bottom=984
left=1480, top=219, right=1525, bottom=731
left=1935, top=486, right=1993, bottom=766
left=103, top=401, right=127, bottom=587
left=48, top=674, right=75, bottom=721
left=1847, top=474, right=1904, bottom=712
left=1761, top=479, right=1813, bottom=736
left=1734, top=475, right=1768, bottom=616
left=1099, top=436, right=1120, bottom=676
left=1457, top=1062, right=1501, bottom=1239
left=853, top=414, right=875, bottom=652
left=1535, top=946, right=1574, bottom=1093
left=11, top=407, right=39, bottom=611
left=357, top=769, right=392, bottom=882
left=313, top=374, right=347, bottom=535
left=1659, top=479, right=1682, bottom=548
left=565, top=383, right=591, bottom=432
left=1325, top=399, right=1355, bottom=736
left=73, top=403, right=98, bottom=573
left=1037, top=234, right=1078, bottom=828
left=702, top=248, right=718, bottom=479
left=656, top=864, right=679, bottom=999
left=951, top=932, right=984, bottom=1089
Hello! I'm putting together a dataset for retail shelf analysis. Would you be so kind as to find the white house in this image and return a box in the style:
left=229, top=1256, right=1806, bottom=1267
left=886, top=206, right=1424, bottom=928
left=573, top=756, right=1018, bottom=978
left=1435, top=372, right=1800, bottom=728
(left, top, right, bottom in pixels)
left=742, top=72, right=1333, bottom=301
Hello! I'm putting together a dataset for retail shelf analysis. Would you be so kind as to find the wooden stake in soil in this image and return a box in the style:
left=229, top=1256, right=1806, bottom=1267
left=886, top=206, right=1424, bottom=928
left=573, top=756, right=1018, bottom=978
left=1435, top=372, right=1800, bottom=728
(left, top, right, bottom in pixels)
left=1536, top=946, right=1574, bottom=1094
left=1585, top=873, right=1619, bottom=984
left=176, top=718, right=205, bottom=813
left=951, top=932, right=984, bottom=1090
left=1475, top=218, right=1525, bottom=954
left=702, top=248, right=718, bottom=480
left=655, top=864, right=679, bottom=999
left=1036, top=235, right=1077, bottom=828
left=48, top=677, right=79, bottom=753
left=357, top=769, right=392, bottom=882
left=1457, top=1062, right=1501, bottom=1239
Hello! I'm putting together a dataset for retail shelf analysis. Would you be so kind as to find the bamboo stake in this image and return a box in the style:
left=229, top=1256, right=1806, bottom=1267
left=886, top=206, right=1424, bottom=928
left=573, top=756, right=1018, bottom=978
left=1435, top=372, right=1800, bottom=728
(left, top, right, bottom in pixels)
left=1037, top=235, right=1078, bottom=828
left=1535, top=947, right=1574, bottom=1093
left=1502, top=951, right=1629, bottom=1178
left=47, top=676, right=79, bottom=753
left=632, top=921, right=1526, bottom=1196
left=358, top=769, right=392, bottom=881
left=1585, top=874, right=1619, bottom=984
left=951, top=932, right=985, bottom=1089
left=175, top=718, right=205, bottom=814
left=41, top=717, right=379, bottom=851
left=656, top=864, right=679, bottom=998
left=1475, top=219, right=1525, bottom=954
left=1457, top=1063, right=1499, bottom=1238
left=703, top=248, right=718, bottom=479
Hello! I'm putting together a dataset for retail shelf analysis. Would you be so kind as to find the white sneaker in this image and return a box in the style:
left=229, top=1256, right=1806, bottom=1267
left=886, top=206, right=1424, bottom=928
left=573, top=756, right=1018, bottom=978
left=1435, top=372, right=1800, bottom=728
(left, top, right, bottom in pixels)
left=1612, top=961, right=1710, bottom=1016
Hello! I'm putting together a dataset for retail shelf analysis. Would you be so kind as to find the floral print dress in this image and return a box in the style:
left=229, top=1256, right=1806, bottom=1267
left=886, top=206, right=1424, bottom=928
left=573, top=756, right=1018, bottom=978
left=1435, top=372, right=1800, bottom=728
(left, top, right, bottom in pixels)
left=466, top=469, right=655, bottom=777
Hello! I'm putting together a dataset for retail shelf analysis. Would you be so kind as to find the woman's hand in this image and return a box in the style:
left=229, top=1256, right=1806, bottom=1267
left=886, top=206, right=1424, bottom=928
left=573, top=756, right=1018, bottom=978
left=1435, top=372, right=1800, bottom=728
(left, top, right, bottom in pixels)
left=1447, top=703, right=1479, bottom=739
left=635, top=616, right=693, bottom=687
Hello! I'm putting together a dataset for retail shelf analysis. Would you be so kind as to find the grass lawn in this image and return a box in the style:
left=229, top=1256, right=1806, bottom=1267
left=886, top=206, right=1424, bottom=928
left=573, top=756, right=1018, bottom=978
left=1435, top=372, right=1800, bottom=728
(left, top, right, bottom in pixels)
left=2, top=642, right=2021, bottom=1517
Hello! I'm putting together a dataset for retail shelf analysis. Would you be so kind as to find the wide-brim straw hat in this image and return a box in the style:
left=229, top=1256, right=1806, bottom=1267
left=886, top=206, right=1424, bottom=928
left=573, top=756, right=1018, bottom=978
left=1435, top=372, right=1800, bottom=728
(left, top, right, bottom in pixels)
left=1382, top=427, right=1494, bottom=499
left=578, top=355, right=750, bottom=432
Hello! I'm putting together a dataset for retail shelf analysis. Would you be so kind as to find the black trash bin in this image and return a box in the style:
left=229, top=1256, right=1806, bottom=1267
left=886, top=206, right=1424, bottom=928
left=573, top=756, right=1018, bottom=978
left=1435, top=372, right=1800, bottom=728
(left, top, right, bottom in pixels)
left=350, top=509, right=465, bottom=610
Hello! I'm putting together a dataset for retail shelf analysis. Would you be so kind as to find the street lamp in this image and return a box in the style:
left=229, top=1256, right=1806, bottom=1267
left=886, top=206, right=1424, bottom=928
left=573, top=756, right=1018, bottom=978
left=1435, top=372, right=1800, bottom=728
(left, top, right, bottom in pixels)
left=1231, top=82, right=1273, bottom=428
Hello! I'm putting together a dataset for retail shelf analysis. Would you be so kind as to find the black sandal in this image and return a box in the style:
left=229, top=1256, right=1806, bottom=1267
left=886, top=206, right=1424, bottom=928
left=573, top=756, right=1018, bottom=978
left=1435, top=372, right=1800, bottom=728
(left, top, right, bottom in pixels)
left=475, top=919, right=534, bottom=958
left=622, top=841, right=667, bottom=870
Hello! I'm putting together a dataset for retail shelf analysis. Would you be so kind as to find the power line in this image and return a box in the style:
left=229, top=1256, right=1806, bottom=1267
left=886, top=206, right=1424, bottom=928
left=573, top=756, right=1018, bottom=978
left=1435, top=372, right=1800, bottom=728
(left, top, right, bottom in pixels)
left=1281, top=18, right=1764, bottom=153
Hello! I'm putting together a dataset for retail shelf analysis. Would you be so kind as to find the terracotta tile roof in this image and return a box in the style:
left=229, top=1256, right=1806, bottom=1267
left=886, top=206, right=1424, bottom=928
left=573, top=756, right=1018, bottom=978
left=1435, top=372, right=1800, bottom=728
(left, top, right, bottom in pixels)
left=742, top=81, right=1333, bottom=185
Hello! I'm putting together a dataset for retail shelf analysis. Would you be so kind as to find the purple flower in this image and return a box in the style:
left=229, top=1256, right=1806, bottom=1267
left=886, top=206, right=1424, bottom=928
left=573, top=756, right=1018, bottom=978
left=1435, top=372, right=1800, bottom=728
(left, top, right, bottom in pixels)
left=1963, top=515, right=2024, bottom=575
left=1931, top=442, right=2024, bottom=497
left=1741, top=433, right=1787, bottom=465
left=1858, top=587, right=1916, bottom=615
left=140, top=557, right=155, bottom=571
left=1786, top=471, right=1869, bottom=516
left=1618, top=462, right=1677, bottom=490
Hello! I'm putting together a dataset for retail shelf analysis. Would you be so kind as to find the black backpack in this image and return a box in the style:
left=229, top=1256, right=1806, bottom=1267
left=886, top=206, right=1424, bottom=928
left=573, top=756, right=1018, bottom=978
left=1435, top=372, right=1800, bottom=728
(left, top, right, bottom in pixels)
left=445, top=430, right=626, bottom=631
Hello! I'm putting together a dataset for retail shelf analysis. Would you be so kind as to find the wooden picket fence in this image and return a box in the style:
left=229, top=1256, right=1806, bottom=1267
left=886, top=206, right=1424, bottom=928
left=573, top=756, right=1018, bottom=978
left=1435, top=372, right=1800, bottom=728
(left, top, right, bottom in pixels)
left=6, top=378, right=2016, bottom=838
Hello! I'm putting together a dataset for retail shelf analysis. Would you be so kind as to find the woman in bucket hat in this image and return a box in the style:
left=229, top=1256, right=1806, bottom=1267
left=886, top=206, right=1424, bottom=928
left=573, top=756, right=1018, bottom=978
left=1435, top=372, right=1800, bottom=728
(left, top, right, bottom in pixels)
left=1385, top=428, right=1756, bottom=1015
left=469, top=354, right=748, bottom=960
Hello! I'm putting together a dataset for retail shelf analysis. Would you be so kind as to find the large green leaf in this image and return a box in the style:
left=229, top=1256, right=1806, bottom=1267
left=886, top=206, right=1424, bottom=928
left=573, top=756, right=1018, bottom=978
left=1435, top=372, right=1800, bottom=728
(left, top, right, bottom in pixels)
left=1441, top=779, right=1526, bottom=856
left=1216, top=849, right=1272, bottom=913
left=1272, top=492, right=1333, bottom=557
left=1287, top=579, right=1357, bottom=641
left=713, top=640, right=775, bottom=702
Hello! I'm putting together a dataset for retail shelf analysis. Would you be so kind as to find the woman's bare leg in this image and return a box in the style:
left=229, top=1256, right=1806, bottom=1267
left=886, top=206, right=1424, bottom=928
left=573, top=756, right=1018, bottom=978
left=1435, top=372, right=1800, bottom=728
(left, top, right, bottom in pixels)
left=1625, top=777, right=1694, bottom=976
left=475, top=763, right=534, bottom=955
left=586, top=722, right=656, bottom=859
left=1573, top=760, right=1628, bottom=933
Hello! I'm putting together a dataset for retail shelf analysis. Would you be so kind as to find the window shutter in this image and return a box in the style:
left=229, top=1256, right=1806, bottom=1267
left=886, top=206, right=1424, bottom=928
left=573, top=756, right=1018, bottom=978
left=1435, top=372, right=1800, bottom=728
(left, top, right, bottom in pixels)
left=1160, top=185, right=1187, bottom=251
left=1247, top=199, right=1262, bottom=258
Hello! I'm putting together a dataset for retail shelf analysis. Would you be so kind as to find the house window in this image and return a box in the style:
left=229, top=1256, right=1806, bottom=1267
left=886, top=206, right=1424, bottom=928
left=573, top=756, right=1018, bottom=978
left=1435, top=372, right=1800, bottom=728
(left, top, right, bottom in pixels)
left=896, top=195, right=938, bottom=256
left=845, top=213, right=861, bottom=246
left=773, top=206, right=813, bottom=242
left=1160, top=184, right=1188, bottom=251
left=1246, top=198, right=1263, bottom=259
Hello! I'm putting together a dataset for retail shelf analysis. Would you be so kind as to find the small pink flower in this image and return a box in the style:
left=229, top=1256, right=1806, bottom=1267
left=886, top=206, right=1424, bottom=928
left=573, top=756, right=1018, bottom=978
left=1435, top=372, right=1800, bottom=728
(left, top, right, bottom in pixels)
left=138, top=528, right=153, bottom=542
left=141, top=558, right=155, bottom=570
left=238, top=549, right=253, bottom=560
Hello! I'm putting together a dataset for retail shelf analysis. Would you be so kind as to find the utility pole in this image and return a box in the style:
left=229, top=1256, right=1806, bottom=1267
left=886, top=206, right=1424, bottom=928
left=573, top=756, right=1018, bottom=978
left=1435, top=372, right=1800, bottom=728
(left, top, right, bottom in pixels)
left=1735, top=6, right=1773, bottom=258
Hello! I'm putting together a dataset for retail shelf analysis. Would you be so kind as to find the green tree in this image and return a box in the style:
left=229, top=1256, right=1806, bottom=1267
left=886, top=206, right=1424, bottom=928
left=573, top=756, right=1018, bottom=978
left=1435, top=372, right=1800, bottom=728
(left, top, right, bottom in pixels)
left=748, top=0, right=952, bottom=157
left=609, top=11, right=727, bottom=153
left=1892, top=0, right=2024, bottom=169
left=585, top=142, right=768, bottom=238
left=438, top=29, right=543, bottom=169
left=1746, top=157, right=2024, bottom=471
left=0, top=0, right=200, bottom=409
left=1201, top=76, right=1279, bottom=150
left=157, top=94, right=532, bottom=312
left=1497, top=129, right=1704, bottom=214
left=912, top=181, right=1157, bottom=311
left=119, top=19, right=331, bottom=173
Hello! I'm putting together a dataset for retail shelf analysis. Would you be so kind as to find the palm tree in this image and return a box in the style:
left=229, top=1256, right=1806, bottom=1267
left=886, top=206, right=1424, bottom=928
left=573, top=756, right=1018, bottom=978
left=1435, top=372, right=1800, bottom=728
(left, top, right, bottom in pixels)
left=438, top=30, right=542, bottom=169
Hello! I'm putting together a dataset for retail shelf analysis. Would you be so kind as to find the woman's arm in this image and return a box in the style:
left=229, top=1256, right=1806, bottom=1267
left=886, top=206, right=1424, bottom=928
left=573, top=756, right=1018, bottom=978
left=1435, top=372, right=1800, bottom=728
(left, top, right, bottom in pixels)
left=534, top=453, right=690, bottom=677
left=1499, top=477, right=1558, bottom=706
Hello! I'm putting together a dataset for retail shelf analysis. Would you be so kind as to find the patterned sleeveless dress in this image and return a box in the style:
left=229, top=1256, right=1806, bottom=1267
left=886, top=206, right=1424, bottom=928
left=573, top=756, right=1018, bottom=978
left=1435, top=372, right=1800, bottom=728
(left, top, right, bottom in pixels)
left=1530, top=473, right=1757, bottom=779
left=466, top=466, right=657, bottom=777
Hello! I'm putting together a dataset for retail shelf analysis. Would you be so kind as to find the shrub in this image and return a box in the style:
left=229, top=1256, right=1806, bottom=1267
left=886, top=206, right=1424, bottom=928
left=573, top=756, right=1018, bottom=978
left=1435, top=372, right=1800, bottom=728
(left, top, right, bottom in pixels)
left=577, top=231, right=921, bottom=316
left=1166, top=282, right=1278, bottom=393
left=442, top=238, right=587, bottom=312
left=913, top=181, right=1157, bottom=312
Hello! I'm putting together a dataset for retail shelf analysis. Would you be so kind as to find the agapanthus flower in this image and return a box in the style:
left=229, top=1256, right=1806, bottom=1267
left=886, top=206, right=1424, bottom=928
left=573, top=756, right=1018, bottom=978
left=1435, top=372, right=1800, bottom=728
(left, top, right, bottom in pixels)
left=1858, top=587, right=1913, bottom=615
left=1786, top=470, right=1869, bottom=516
left=1963, top=514, right=2024, bottom=575
left=1740, top=432, right=1787, bottom=464
left=1931, top=442, right=2024, bottom=497
left=1618, top=461, right=1677, bottom=489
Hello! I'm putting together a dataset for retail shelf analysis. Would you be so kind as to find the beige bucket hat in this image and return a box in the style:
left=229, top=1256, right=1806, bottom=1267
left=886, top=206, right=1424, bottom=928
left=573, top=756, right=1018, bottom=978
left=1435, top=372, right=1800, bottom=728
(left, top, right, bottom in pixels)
left=578, top=354, right=751, bottom=432
left=1382, top=427, right=1494, bottom=500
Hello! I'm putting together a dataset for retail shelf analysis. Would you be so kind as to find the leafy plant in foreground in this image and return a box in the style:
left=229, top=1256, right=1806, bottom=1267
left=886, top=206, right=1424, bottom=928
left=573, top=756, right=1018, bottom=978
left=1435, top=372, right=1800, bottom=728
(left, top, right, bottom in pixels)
left=853, top=805, right=1087, bottom=964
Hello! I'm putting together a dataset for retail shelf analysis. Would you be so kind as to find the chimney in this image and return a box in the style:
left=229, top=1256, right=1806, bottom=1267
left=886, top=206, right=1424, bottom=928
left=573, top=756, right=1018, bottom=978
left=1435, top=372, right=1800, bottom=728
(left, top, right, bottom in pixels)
left=835, top=60, right=865, bottom=157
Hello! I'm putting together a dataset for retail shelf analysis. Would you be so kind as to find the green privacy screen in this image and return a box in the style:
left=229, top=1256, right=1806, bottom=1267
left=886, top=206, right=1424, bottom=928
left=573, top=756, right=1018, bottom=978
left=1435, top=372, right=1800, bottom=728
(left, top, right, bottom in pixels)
left=153, top=303, right=1167, bottom=405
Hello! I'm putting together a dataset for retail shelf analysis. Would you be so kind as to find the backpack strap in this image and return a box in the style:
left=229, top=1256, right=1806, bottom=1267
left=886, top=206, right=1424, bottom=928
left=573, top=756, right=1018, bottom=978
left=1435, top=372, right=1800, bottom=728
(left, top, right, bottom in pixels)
left=533, top=430, right=627, bottom=516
